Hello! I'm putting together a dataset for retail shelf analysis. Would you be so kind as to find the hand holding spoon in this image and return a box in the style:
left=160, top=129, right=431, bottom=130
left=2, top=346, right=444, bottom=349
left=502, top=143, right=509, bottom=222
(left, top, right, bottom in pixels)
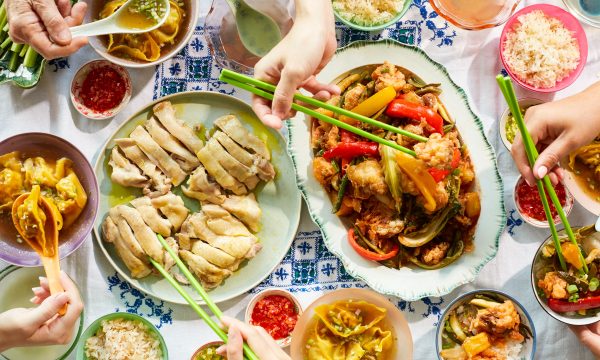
left=11, top=186, right=67, bottom=315
left=70, top=0, right=171, bottom=38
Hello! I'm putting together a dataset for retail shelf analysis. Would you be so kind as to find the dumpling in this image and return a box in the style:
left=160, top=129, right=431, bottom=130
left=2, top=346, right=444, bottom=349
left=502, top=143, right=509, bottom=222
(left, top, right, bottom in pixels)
left=314, top=301, right=386, bottom=337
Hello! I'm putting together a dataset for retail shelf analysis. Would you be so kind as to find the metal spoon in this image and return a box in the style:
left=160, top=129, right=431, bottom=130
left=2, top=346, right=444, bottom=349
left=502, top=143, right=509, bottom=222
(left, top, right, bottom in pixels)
left=224, top=0, right=282, bottom=57
left=70, top=0, right=171, bottom=38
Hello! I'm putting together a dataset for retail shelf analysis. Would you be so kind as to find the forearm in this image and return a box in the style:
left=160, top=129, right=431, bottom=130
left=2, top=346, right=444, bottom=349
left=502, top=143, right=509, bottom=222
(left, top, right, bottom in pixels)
left=294, top=0, right=333, bottom=27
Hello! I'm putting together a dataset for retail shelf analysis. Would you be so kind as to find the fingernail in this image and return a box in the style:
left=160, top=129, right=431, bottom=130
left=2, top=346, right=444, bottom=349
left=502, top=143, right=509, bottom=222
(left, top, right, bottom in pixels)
left=537, top=166, right=548, bottom=179
left=29, top=296, right=37, bottom=303
left=525, top=178, right=532, bottom=186
left=39, top=276, right=46, bottom=281
left=32, top=286, right=42, bottom=293
left=57, top=29, right=70, bottom=42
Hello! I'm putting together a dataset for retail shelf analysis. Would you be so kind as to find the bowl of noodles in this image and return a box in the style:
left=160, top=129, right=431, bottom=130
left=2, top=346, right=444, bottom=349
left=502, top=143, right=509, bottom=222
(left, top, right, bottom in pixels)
left=86, top=0, right=198, bottom=68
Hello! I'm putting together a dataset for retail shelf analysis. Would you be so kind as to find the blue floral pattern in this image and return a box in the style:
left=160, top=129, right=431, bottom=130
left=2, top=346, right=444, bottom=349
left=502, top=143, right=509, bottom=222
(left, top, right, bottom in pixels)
left=107, top=272, right=174, bottom=328
left=47, top=58, right=70, bottom=72
left=506, top=209, right=523, bottom=236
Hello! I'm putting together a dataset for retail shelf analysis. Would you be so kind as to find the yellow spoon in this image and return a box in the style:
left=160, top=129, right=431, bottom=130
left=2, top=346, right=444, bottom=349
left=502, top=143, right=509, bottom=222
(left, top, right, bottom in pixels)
left=11, top=186, right=67, bottom=316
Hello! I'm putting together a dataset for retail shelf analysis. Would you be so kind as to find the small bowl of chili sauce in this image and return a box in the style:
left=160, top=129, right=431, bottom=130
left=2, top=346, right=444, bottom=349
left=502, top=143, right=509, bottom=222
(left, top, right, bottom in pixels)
left=70, top=60, right=132, bottom=120
left=514, top=175, right=574, bottom=228
left=245, top=289, right=302, bottom=348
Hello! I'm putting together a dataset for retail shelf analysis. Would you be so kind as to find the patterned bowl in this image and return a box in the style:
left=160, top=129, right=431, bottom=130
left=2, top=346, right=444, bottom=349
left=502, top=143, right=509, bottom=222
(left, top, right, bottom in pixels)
left=333, top=0, right=412, bottom=31
left=70, top=60, right=132, bottom=120
left=435, top=289, right=536, bottom=360
left=499, top=4, right=588, bottom=93
left=244, top=288, right=302, bottom=348
left=0, top=133, right=99, bottom=266
left=75, top=312, right=168, bottom=360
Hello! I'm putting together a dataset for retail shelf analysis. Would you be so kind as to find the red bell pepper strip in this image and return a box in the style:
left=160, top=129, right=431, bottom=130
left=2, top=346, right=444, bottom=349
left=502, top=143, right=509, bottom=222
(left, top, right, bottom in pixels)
left=348, top=228, right=399, bottom=261
left=323, top=142, right=379, bottom=161
left=548, top=296, right=600, bottom=312
left=340, top=129, right=360, bottom=143
left=427, top=148, right=461, bottom=182
left=428, top=168, right=450, bottom=183
left=385, top=98, right=444, bottom=134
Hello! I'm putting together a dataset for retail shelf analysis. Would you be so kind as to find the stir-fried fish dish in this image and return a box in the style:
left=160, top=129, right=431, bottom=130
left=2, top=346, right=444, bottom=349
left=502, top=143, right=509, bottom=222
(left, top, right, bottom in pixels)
left=534, top=226, right=600, bottom=317
left=312, top=61, right=480, bottom=269
left=440, top=293, right=532, bottom=360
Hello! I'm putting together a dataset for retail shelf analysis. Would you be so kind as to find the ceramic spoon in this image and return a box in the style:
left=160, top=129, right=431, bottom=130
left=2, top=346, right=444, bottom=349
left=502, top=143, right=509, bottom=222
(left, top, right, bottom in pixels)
left=69, top=0, right=171, bottom=38
left=224, top=0, right=282, bottom=57
left=11, top=189, right=66, bottom=315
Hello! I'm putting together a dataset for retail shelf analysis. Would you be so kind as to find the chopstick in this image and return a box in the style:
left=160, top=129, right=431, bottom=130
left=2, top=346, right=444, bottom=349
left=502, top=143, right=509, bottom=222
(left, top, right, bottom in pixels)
left=496, top=75, right=587, bottom=274
left=151, top=234, right=259, bottom=360
left=219, top=69, right=427, bottom=157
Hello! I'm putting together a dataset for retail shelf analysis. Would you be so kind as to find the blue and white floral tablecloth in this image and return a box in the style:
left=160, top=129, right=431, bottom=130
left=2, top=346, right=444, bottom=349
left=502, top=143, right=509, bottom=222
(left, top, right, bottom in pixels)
left=2, top=0, right=600, bottom=359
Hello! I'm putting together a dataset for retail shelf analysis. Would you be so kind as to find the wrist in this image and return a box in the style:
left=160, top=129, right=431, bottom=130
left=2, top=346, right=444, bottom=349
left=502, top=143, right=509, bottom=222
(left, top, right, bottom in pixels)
left=294, top=0, right=333, bottom=25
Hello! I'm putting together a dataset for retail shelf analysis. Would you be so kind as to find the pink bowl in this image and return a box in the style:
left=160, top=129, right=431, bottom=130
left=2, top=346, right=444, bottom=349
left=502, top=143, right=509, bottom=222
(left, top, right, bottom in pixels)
left=499, top=4, right=588, bottom=93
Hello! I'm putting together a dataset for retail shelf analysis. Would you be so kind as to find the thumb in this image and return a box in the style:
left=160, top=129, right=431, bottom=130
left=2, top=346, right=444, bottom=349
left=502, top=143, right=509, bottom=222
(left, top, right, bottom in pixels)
left=24, top=293, right=68, bottom=327
left=532, top=137, right=571, bottom=180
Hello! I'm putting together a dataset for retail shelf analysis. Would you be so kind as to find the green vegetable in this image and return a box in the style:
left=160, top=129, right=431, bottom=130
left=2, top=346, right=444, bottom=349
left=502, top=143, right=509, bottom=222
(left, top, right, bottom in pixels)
left=353, top=225, right=385, bottom=255
left=449, top=313, right=467, bottom=342
left=505, top=112, right=518, bottom=143
left=470, top=298, right=501, bottom=309
left=399, top=177, right=461, bottom=248
left=567, top=284, right=579, bottom=294
left=331, top=160, right=340, bottom=174
left=195, top=345, right=225, bottom=360
left=380, top=146, right=402, bottom=212
left=332, top=174, right=349, bottom=213
left=590, top=278, right=599, bottom=292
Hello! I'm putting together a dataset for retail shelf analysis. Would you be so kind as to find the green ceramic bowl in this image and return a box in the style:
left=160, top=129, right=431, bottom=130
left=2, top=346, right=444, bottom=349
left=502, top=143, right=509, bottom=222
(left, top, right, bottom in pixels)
left=76, top=313, right=168, bottom=360
left=333, top=0, right=412, bottom=31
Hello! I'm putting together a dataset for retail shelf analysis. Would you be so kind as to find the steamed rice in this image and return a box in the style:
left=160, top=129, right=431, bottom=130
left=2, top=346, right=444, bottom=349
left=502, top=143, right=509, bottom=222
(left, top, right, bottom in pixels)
left=332, top=0, right=405, bottom=26
left=84, top=318, right=162, bottom=360
left=503, top=10, right=580, bottom=89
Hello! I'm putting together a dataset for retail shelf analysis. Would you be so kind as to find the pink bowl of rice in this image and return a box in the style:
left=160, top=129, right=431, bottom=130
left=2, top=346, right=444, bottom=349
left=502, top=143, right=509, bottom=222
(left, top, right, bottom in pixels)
left=499, top=4, right=588, bottom=93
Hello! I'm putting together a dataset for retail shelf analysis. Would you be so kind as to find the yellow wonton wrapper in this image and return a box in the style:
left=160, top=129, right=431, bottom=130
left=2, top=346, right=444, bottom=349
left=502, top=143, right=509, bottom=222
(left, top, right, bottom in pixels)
left=314, top=300, right=387, bottom=337
left=0, top=151, right=24, bottom=211
left=100, top=0, right=184, bottom=62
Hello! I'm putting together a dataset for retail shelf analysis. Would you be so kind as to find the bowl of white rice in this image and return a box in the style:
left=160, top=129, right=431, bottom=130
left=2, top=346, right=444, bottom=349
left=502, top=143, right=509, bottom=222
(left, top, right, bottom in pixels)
left=332, top=0, right=411, bottom=31
left=500, top=4, right=588, bottom=93
left=76, top=313, right=168, bottom=360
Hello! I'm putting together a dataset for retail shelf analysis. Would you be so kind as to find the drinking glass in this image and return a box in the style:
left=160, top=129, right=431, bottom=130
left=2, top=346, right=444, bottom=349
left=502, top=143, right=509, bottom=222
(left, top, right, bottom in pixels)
left=430, top=0, right=521, bottom=30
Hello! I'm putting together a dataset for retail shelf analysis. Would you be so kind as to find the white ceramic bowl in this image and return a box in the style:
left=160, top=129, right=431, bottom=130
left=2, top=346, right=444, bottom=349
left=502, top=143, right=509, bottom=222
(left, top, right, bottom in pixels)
left=436, top=289, right=536, bottom=360
left=70, top=60, right=132, bottom=120
left=499, top=98, right=544, bottom=151
left=290, top=288, right=413, bottom=359
left=564, top=158, right=600, bottom=216
left=85, top=0, right=199, bottom=68
left=245, top=289, right=302, bottom=348
left=513, top=175, right=574, bottom=228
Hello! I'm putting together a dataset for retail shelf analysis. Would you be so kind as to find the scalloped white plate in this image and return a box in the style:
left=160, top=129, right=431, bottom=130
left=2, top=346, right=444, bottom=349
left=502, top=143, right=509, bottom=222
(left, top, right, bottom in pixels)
left=287, top=40, right=504, bottom=301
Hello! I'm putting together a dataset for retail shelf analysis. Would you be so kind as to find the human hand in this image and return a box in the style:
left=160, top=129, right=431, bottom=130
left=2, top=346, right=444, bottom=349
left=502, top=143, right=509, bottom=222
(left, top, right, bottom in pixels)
left=0, top=271, right=83, bottom=352
left=252, top=0, right=339, bottom=129
left=6, top=0, right=88, bottom=59
left=511, top=82, right=600, bottom=185
left=216, top=316, right=290, bottom=360
left=570, top=323, right=600, bottom=358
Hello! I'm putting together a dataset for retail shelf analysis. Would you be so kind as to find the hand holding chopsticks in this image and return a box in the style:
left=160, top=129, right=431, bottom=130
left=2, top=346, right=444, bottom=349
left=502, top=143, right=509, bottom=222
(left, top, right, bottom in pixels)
left=496, top=75, right=587, bottom=273
left=219, top=69, right=428, bottom=157
left=150, top=234, right=259, bottom=360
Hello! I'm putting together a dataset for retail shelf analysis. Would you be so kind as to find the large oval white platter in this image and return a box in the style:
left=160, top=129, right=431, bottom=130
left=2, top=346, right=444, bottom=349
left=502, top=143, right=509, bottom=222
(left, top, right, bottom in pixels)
left=287, top=40, right=504, bottom=301
left=93, top=91, right=302, bottom=304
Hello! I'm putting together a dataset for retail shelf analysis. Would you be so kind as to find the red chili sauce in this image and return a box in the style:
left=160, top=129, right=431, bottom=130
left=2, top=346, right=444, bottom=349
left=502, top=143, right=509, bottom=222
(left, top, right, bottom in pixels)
left=80, top=66, right=127, bottom=112
left=250, top=295, right=298, bottom=340
left=516, top=180, right=567, bottom=221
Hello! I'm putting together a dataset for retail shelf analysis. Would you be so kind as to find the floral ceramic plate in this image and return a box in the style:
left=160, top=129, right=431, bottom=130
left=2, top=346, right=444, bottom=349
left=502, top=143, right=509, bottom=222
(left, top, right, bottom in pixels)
left=287, top=39, right=504, bottom=301
left=93, top=91, right=302, bottom=304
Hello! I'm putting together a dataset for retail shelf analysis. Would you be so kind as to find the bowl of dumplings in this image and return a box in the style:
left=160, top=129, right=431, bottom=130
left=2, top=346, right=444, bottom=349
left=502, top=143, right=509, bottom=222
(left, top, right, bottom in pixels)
left=85, top=0, right=199, bottom=68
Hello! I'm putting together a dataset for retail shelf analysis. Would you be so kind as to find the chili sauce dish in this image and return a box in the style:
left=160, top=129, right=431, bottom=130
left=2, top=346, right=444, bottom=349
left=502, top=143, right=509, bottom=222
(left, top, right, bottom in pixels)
left=513, top=175, right=573, bottom=228
left=245, top=289, right=301, bottom=348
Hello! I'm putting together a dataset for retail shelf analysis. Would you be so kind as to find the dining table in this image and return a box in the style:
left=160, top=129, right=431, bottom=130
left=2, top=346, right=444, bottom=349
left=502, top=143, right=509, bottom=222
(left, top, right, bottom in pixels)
left=1, top=0, right=600, bottom=359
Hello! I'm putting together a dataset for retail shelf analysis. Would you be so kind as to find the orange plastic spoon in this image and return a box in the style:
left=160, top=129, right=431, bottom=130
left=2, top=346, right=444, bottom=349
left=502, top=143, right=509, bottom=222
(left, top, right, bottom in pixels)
left=11, top=188, right=67, bottom=315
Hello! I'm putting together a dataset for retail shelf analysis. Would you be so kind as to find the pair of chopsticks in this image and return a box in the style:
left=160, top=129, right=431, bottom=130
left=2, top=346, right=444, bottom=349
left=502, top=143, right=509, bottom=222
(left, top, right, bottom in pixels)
left=150, top=234, right=259, bottom=360
left=496, top=75, right=587, bottom=273
left=219, top=69, right=428, bottom=157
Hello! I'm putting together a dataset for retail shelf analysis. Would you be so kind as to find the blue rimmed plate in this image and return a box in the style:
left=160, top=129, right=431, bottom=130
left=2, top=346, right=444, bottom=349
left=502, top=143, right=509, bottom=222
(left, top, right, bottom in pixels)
left=287, top=39, right=504, bottom=301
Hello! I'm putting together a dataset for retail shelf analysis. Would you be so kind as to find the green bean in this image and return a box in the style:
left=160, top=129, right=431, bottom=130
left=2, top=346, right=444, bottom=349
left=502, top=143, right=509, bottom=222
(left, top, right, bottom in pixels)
left=332, top=174, right=349, bottom=213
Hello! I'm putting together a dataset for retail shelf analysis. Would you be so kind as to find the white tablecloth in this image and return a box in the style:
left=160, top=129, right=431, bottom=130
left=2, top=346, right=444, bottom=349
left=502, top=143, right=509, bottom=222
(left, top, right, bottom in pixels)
left=1, top=0, right=600, bottom=359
